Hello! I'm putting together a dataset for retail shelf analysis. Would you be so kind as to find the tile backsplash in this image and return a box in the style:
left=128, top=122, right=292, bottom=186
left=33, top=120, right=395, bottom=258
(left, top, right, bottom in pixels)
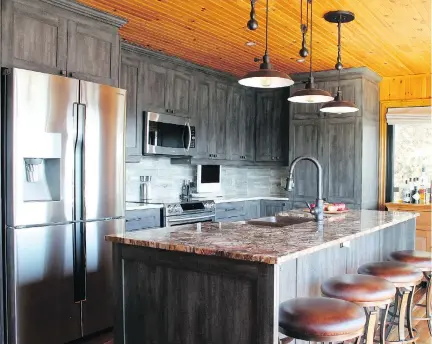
left=126, top=156, right=288, bottom=201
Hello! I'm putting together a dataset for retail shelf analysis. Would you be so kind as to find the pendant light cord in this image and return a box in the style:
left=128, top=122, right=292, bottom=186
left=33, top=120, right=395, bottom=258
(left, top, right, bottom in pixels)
left=337, top=17, right=342, bottom=91
left=309, top=0, right=313, bottom=79
left=265, top=0, right=269, bottom=54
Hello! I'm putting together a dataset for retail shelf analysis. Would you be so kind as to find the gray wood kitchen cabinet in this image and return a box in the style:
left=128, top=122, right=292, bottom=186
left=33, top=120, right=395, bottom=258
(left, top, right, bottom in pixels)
left=143, top=60, right=193, bottom=117
left=193, top=75, right=213, bottom=159
left=125, top=208, right=162, bottom=232
left=207, top=81, right=228, bottom=160
left=1, top=0, right=125, bottom=85
left=226, top=87, right=255, bottom=162
left=120, top=49, right=145, bottom=159
left=255, top=89, right=286, bottom=162
left=260, top=200, right=290, bottom=217
left=215, top=201, right=246, bottom=222
left=244, top=200, right=261, bottom=220
left=289, top=68, right=381, bottom=209
left=66, top=19, right=120, bottom=86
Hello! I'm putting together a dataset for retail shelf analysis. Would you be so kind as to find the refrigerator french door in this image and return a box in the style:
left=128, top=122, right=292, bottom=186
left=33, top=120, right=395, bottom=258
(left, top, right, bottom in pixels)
left=2, top=68, right=126, bottom=344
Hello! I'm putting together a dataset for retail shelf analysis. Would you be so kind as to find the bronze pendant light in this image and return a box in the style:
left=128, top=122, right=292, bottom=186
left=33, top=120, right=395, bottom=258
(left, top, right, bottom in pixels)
left=321, top=11, right=359, bottom=114
left=288, top=0, right=333, bottom=103
left=239, top=0, right=294, bottom=88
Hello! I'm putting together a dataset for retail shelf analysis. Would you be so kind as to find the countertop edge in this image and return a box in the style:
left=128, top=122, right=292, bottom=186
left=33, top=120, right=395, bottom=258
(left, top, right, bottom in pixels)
left=107, top=212, right=418, bottom=265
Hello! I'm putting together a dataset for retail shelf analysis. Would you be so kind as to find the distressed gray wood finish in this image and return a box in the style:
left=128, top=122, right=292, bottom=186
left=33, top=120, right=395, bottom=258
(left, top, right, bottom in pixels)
left=193, top=75, right=212, bottom=159
left=112, top=220, right=416, bottom=344
left=245, top=200, right=261, bottom=220
left=260, top=200, right=290, bottom=217
left=215, top=201, right=246, bottom=221
left=120, top=51, right=144, bottom=158
left=143, top=61, right=168, bottom=113
left=289, top=119, right=322, bottom=206
left=2, top=0, right=123, bottom=85
left=67, top=19, right=119, bottom=85
left=125, top=209, right=162, bottom=231
left=207, top=81, right=228, bottom=160
left=114, top=245, right=278, bottom=344
left=166, top=69, right=193, bottom=117
left=289, top=68, right=381, bottom=209
left=256, top=90, right=285, bottom=162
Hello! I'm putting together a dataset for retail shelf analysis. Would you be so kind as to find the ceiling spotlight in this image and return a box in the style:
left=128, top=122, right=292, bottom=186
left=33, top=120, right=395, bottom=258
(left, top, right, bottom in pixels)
left=245, top=41, right=257, bottom=46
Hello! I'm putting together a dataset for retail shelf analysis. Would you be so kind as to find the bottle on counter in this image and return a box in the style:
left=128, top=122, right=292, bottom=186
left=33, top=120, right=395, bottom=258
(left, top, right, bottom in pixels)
left=403, top=180, right=411, bottom=203
left=411, top=185, right=420, bottom=204
left=409, top=178, right=414, bottom=195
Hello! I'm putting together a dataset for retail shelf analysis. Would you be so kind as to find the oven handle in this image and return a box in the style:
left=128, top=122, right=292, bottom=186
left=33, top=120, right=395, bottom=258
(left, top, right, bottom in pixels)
left=185, top=122, right=192, bottom=152
left=167, top=215, right=214, bottom=224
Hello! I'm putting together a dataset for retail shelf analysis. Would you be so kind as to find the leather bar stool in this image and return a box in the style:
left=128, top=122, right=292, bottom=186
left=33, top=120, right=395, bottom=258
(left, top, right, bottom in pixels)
left=279, top=297, right=366, bottom=343
left=390, top=250, right=432, bottom=336
left=321, top=274, right=396, bottom=344
left=358, top=261, right=423, bottom=344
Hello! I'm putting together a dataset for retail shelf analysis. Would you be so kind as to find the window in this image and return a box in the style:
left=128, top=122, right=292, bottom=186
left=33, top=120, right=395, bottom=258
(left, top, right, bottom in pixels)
left=386, top=106, right=432, bottom=202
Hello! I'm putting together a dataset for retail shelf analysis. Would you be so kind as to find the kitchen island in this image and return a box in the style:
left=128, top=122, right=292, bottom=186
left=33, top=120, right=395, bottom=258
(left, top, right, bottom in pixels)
left=106, top=210, right=417, bottom=344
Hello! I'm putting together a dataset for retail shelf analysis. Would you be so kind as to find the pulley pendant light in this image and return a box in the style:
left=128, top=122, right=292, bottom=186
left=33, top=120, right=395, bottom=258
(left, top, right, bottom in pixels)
left=321, top=11, right=359, bottom=114
left=288, top=0, right=333, bottom=103
left=239, top=0, right=294, bottom=88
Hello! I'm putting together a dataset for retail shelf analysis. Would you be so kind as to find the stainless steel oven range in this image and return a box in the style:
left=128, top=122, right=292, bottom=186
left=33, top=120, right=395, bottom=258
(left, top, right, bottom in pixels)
left=164, top=200, right=215, bottom=227
left=143, top=112, right=197, bottom=156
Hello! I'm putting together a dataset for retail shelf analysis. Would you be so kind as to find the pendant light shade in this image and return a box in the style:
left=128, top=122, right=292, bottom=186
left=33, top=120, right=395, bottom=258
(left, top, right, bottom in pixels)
left=288, top=80, right=333, bottom=103
left=288, top=0, right=333, bottom=103
left=321, top=10, right=358, bottom=114
left=320, top=90, right=359, bottom=113
left=239, top=55, right=294, bottom=88
left=239, top=0, right=294, bottom=88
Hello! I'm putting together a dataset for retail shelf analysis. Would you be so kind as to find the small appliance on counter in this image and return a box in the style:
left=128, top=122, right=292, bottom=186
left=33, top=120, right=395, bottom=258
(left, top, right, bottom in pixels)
left=196, top=165, right=221, bottom=194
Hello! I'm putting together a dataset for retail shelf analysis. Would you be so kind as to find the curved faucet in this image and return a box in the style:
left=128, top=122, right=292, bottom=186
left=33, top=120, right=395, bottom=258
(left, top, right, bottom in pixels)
left=285, top=156, right=324, bottom=223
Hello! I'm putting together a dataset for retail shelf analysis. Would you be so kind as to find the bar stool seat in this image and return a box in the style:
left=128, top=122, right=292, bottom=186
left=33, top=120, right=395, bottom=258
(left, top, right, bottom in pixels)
left=390, top=250, right=432, bottom=336
left=390, top=250, right=432, bottom=272
left=321, top=274, right=396, bottom=306
left=279, top=297, right=366, bottom=342
left=358, top=261, right=423, bottom=287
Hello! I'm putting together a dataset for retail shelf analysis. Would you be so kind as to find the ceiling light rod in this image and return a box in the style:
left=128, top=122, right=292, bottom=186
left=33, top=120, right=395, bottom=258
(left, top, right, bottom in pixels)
left=239, top=0, right=294, bottom=88
left=288, top=0, right=334, bottom=103
left=321, top=10, right=358, bottom=113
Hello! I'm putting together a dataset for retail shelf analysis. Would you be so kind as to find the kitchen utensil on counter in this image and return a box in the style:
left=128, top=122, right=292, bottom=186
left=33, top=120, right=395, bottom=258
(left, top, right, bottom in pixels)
left=140, top=176, right=152, bottom=201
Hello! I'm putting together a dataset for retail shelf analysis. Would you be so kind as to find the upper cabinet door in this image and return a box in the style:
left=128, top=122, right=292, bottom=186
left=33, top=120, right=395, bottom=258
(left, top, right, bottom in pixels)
left=166, top=70, right=193, bottom=117
left=289, top=118, right=322, bottom=204
left=242, top=91, right=256, bottom=161
left=207, top=81, right=228, bottom=160
left=67, top=19, right=120, bottom=86
left=255, top=90, right=284, bottom=162
left=120, top=53, right=144, bottom=158
left=1, top=1, right=68, bottom=74
left=143, top=63, right=168, bottom=113
left=226, top=86, right=243, bottom=161
left=322, top=117, right=361, bottom=205
left=194, top=76, right=213, bottom=159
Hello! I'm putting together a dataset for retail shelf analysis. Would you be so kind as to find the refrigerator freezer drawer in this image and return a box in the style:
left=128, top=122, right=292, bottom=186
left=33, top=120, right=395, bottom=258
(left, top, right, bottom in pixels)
left=7, top=224, right=81, bottom=344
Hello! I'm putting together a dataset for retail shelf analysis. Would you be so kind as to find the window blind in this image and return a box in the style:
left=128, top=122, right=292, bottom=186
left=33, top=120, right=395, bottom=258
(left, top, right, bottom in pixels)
left=386, top=106, right=432, bottom=125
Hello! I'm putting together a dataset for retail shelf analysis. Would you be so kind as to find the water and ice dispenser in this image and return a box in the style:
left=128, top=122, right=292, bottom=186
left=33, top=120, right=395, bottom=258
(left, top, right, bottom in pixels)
left=22, top=133, right=61, bottom=202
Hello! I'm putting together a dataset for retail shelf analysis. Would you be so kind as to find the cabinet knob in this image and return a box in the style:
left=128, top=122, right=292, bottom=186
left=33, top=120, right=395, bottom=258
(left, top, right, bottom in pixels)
left=271, top=157, right=275, bottom=160
left=60, top=70, right=67, bottom=76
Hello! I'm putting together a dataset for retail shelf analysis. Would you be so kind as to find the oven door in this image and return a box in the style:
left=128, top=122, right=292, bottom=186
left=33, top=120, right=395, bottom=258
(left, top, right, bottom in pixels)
left=165, top=213, right=215, bottom=227
left=143, top=112, right=196, bottom=156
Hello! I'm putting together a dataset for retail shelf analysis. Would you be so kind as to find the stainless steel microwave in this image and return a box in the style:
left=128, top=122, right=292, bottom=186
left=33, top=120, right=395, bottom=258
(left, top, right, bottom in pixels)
left=143, top=112, right=197, bottom=156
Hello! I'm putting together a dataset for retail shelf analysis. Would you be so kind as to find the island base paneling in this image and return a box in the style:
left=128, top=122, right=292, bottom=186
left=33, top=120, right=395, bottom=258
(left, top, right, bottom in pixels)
left=112, top=219, right=415, bottom=344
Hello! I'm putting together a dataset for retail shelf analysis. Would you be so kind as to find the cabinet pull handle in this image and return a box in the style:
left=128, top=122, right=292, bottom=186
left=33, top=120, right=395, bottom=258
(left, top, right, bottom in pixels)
left=225, top=208, right=237, bottom=212
left=60, top=70, right=67, bottom=76
left=126, top=217, right=142, bottom=222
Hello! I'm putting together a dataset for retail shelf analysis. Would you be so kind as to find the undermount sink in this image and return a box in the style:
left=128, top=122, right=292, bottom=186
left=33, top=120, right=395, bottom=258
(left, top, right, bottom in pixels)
left=247, top=216, right=314, bottom=227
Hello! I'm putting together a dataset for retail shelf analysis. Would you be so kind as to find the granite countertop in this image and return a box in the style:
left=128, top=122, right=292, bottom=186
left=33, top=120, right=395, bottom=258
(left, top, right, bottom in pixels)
left=125, top=195, right=289, bottom=210
left=106, top=210, right=418, bottom=264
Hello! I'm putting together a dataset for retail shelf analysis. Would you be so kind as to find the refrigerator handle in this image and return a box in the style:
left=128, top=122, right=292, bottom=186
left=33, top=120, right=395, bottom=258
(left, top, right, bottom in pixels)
left=72, top=103, right=87, bottom=302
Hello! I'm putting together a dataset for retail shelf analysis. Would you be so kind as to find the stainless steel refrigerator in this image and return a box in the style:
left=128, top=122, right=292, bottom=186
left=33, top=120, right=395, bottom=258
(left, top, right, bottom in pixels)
left=1, top=68, right=126, bottom=344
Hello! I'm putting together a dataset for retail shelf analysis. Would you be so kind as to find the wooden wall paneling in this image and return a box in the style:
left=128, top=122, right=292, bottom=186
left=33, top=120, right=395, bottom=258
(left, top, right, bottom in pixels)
left=346, top=231, right=382, bottom=273
left=380, top=74, right=432, bottom=101
left=380, top=219, right=416, bottom=260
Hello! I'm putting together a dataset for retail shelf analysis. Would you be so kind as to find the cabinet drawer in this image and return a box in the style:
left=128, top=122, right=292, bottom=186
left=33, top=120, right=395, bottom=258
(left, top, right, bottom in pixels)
left=218, top=215, right=247, bottom=223
left=126, top=208, right=162, bottom=231
left=216, top=202, right=246, bottom=220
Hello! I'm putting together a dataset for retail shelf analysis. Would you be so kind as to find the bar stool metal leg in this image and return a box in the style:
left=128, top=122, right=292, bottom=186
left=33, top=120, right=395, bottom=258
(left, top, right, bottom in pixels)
left=426, top=272, right=432, bottom=336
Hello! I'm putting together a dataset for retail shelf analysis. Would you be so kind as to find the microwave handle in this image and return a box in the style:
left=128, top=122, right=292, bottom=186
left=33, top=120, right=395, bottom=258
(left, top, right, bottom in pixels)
left=185, top=122, right=192, bottom=151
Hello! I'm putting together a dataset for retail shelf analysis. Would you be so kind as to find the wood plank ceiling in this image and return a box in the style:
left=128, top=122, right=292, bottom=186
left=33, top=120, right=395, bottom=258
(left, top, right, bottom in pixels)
left=78, top=0, right=431, bottom=78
